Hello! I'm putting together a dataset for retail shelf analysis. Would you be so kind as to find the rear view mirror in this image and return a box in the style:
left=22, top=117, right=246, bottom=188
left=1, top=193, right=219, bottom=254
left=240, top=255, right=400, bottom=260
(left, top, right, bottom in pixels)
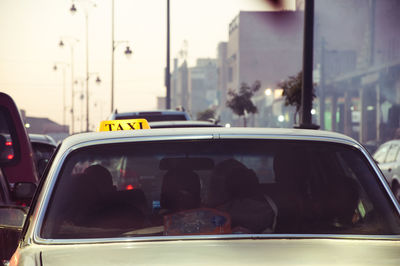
left=0, top=206, right=27, bottom=228
left=13, top=182, right=36, bottom=201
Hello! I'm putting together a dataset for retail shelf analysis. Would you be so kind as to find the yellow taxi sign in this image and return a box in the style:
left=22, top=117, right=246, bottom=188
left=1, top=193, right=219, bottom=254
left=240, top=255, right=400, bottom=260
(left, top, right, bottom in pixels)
left=99, top=119, right=150, bottom=132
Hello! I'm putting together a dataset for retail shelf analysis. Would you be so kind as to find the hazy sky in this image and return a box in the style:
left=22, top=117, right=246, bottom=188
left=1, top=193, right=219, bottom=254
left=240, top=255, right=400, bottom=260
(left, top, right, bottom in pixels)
left=0, top=0, right=294, bottom=129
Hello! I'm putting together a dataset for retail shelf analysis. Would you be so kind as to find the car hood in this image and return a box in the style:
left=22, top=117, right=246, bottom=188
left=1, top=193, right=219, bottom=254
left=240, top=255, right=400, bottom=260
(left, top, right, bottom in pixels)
left=21, top=238, right=400, bottom=265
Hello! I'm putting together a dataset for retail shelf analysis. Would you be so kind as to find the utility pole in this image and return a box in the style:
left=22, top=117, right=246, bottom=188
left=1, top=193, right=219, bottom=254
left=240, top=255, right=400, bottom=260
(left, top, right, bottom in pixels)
left=299, top=0, right=319, bottom=129
left=166, top=0, right=171, bottom=109
left=111, top=0, right=115, bottom=113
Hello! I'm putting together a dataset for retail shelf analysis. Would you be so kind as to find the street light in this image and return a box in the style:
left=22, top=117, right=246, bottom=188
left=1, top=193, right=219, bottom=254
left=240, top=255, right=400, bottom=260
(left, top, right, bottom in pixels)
left=110, top=0, right=132, bottom=113
left=74, top=73, right=101, bottom=132
left=111, top=40, right=132, bottom=113
left=58, top=36, right=79, bottom=134
left=53, top=62, right=69, bottom=132
left=70, top=0, right=96, bottom=132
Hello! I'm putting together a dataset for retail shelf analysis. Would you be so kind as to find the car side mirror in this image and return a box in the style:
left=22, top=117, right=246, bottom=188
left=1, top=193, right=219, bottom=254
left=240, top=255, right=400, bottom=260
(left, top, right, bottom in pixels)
left=13, top=182, right=36, bottom=201
left=0, top=206, right=27, bottom=228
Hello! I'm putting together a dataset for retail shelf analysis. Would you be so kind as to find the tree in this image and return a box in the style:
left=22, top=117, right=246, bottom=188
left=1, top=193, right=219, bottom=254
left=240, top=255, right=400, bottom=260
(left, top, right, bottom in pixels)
left=226, top=81, right=261, bottom=127
left=278, top=71, right=316, bottom=124
left=197, top=108, right=217, bottom=123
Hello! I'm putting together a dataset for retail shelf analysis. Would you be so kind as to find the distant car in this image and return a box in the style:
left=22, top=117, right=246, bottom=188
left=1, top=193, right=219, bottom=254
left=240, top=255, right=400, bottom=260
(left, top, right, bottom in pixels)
left=373, top=139, right=400, bottom=201
left=108, top=110, right=191, bottom=122
left=29, top=134, right=57, bottom=178
left=149, top=120, right=222, bottom=129
left=4, top=121, right=400, bottom=265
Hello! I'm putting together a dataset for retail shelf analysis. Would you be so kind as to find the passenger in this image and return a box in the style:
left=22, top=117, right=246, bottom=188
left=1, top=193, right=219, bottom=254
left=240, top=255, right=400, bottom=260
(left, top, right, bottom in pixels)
left=318, top=177, right=360, bottom=230
left=206, top=159, right=247, bottom=207
left=160, top=167, right=232, bottom=235
left=160, top=168, right=201, bottom=214
left=217, top=166, right=277, bottom=233
left=67, top=164, right=145, bottom=235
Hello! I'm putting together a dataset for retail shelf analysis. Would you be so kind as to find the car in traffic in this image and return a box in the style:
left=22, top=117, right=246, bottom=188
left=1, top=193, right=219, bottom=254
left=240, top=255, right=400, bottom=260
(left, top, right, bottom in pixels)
left=3, top=121, right=400, bottom=265
left=0, top=93, right=38, bottom=263
left=373, top=139, right=400, bottom=201
left=29, top=134, right=57, bottom=178
left=108, top=109, right=191, bottom=122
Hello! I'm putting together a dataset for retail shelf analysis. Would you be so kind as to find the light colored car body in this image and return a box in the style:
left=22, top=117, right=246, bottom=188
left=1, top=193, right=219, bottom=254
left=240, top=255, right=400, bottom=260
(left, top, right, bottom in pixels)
left=373, top=140, right=400, bottom=200
left=8, top=127, right=400, bottom=265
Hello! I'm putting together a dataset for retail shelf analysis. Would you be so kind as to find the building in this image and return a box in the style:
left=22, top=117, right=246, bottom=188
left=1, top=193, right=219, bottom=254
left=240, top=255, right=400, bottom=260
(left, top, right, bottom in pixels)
left=225, top=11, right=304, bottom=126
left=171, top=59, right=190, bottom=112
left=216, top=42, right=231, bottom=124
left=21, top=110, right=69, bottom=142
left=189, top=58, right=218, bottom=119
left=315, top=0, right=400, bottom=144
left=157, top=96, right=166, bottom=110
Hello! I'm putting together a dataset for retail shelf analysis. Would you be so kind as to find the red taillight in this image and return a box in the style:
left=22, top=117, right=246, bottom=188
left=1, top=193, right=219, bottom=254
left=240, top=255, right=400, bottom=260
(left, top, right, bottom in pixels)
left=15, top=201, right=27, bottom=207
left=7, top=154, right=14, bottom=160
left=126, top=184, right=134, bottom=190
left=5, top=141, right=12, bottom=146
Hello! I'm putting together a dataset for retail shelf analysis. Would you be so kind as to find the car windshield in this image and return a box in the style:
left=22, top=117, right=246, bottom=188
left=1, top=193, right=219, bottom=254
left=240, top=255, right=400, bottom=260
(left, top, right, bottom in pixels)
left=41, top=139, right=400, bottom=239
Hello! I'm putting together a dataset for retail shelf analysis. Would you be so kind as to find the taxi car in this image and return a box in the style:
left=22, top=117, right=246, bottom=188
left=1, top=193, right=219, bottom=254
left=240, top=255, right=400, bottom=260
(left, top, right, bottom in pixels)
left=4, top=119, right=400, bottom=265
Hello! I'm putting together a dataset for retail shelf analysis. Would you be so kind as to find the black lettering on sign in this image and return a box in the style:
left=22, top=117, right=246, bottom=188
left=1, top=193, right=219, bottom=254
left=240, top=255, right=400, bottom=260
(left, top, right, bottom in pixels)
left=138, top=122, right=143, bottom=129
left=105, top=123, right=114, bottom=131
left=127, top=123, right=135, bottom=130
left=117, top=124, right=124, bottom=130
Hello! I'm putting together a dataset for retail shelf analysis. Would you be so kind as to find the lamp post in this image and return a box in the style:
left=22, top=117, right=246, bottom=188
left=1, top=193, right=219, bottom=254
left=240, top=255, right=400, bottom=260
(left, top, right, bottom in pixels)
left=77, top=73, right=101, bottom=131
left=165, top=0, right=171, bottom=109
left=70, top=0, right=96, bottom=132
left=53, top=62, right=69, bottom=131
left=58, top=36, right=79, bottom=134
left=110, top=0, right=132, bottom=113
left=74, top=77, right=85, bottom=132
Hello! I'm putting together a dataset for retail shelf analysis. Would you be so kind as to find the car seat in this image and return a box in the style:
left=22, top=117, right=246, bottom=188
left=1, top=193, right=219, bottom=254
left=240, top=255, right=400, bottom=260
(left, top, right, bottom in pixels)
left=271, top=151, right=311, bottom=233
left=160, top=168, right=201, bottom=213
left=219, top=166, right=275, bottom=233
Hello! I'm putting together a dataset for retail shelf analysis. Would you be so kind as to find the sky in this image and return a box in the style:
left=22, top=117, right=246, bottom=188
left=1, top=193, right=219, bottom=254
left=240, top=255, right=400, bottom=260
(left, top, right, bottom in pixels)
left=0, top=0, right=295, bottom=130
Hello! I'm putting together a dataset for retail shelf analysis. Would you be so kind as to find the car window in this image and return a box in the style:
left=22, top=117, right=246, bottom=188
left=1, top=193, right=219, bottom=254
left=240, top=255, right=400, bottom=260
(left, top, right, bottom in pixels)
left=0, top=107, right=17, bottom=163
left=41, top=139, right=400, bottom=239
left=386, top=145, right=399, bottom=163
left=373, top=144, right=390, bottom=164
left=116, top=114, right=187, bottom=122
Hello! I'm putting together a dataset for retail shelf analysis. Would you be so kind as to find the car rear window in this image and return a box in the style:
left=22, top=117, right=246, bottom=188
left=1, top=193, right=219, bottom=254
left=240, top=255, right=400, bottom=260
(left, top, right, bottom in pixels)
left=41, top=139, right=400, bottom=239
left=116, top=114, right=187, bottom=122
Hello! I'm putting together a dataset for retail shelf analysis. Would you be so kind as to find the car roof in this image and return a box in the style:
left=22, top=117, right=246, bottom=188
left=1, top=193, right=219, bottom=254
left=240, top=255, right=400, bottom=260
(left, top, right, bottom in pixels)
left=110, top=110, right=190, bottom=117
left=114, top=109, right=188, bottom=114
left=149, top=120, right=222, bottom=128
left=59, top=127, right=360, bottom=153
